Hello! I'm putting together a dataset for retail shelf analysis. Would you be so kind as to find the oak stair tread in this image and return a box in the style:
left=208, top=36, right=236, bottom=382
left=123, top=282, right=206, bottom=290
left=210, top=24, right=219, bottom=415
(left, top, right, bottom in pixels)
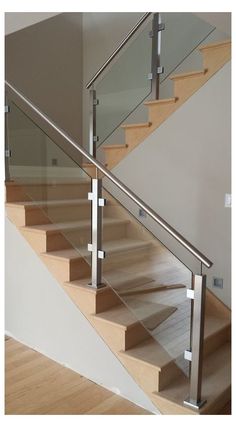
left=199, top=39, right=231, bottom=51
left=144, top=97, right=178, bottom=106
left=6, top=177, right=90, bottom=186
left=6, top=198, right=90, bottom=209
left=169, top=69, right=207, bottom=80
left=119, top=312, right=230, bottom=371
left=22, top=217, right=129, bottom=234
left=153, top=341, right=231, bottom=415
left=65, top=278, right=110, bottom=294
left=42, top=238, right=152, bottom=260
left=92, top=301, right=156, bottom=331
left=103, top=144, right=128, bottom=150
left=121, top=122, right=151, bottom=129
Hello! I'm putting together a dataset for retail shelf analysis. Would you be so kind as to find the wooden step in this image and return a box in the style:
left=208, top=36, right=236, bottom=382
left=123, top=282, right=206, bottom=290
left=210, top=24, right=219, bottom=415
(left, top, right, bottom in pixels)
left=144, top=97, right=178, bottom=106
left=103, top=144, right=128, bottom=150
left=119, top=337, right=183, bottom=393
left=21, top=218, right=130, bottom=252
left=63, top=279, right=121, bottom=314
left=199, top=39, right=231, bottom=75
left=91, top=304, right=150, bottom=351
left=204, top=313, right=230, bottom=357
left=121, top=122, right=151, bottom=130
left=6, top=199, right=91, bottom=226
left=41, top=238, right=152, bottom=282
left=5, top=179, right=91, bottom=202
left=152, top=342, right=231, bottom=415
left=169, top=69, right=207, bottom=81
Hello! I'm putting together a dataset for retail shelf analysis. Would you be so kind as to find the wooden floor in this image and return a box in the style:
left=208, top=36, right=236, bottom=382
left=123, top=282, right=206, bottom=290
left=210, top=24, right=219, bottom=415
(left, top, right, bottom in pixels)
left=5, top=337, right=151, bottom=415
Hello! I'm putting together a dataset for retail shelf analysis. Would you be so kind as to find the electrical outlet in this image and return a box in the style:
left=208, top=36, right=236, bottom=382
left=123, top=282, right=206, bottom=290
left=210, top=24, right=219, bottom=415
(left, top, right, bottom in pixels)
left=139, top=209, right=147, bottom=218
left=213, top=277, right=223, bottom=289
left=224, top=193, right=231, bottom=208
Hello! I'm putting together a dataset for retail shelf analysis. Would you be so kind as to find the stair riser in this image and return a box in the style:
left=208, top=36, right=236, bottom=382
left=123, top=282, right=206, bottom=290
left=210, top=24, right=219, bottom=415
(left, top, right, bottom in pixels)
left=91, top=319, right=150, bottom=352
left=173, top=74, right=207, bottom=101
left=63, top=284, right=121, bottom=314
left=119, top=355, right=159, bottom=393
left=147, top=102, right=177, bottom=126
left=65, top=222, right=128, bottom=247
left=42, top=256, right=90, bottom=282
left=6, top=184, right=90, bottom=202
left=6, top=205, right=50, bottom=227
left=21, top=229, right=72, bottom=253
left=204, top=325, right=231, bottom=358
left=124, top=127, right=151, bottom=148
left=201, top=45, right=231, bottom=75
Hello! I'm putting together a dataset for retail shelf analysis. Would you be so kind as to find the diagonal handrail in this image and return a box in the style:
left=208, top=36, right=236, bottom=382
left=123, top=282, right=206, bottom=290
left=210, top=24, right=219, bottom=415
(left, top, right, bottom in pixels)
left=86, top=12, right=152, bottom=89
left=5, top=80, right=213, bottom=268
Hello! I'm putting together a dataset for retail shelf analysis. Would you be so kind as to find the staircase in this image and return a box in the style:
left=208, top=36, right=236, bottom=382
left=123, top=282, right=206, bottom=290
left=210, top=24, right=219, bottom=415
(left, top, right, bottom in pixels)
left=5, top=12, right=231, bottom=415
left=5, top=176, right=231, bottom=415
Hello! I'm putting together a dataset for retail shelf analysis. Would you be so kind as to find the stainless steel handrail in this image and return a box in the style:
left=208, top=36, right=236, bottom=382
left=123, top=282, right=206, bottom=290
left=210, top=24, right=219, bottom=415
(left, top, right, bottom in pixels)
left=5, top=80, right=213, bottom=268
left=86, top=12, right=152, bottom=89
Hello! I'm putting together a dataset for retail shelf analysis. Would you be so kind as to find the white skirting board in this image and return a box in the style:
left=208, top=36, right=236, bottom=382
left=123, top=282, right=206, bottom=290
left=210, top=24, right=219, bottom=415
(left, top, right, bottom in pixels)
left=5, top=216, right=159, bottom=414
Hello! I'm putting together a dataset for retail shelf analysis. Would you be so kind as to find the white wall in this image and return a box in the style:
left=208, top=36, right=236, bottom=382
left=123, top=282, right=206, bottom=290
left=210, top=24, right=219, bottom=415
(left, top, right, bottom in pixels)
left=5, top=13, right=61, bottom=35
left=5, top=217, right=159, bottom=414
left=106, top=62, right=231, bottom=307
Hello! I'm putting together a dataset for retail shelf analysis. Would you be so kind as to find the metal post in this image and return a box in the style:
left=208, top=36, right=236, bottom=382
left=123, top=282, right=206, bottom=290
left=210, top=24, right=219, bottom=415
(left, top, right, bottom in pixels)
left=184, top=274, right=207, bottom=410
left=87, top=178, right=106, bottom=288
left=149, top=13, right=164, bottom=99
left=89, top=88, right=98, bottom=157
left=5, top=102, right=11, bottom=181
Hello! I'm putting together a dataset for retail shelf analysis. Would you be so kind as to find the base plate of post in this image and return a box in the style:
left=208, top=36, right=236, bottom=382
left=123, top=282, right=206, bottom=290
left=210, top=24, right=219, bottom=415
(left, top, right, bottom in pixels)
left=87, top=282, right=107, bottom=289
left=183, top=397, right=207, bottom=411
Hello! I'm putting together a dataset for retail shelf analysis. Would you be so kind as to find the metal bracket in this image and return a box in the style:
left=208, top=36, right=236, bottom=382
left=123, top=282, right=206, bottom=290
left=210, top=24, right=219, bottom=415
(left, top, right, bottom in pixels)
left=93, top=99, right=99, bottom=106
left=157, top=66, right=164, bottom=75
left=148, top=66, right=164, bottom=80
left=5, top=149, right=11, bottom=158
left=88, top=193, right=106, bottom=207
left=87, top=244, right=105, bottom=259
left=184, top=350, right=192, bottom=362
left=187, top=289, right=195, bottom=300
left=98, top=250, right=105, bottom=259
left=99, top=198, right=106, bottom=207
left=5, top=105, right=10, bottom=113
left=93, top=136, right=99, bottom=142
left=149, top=23, right=165, bottom=37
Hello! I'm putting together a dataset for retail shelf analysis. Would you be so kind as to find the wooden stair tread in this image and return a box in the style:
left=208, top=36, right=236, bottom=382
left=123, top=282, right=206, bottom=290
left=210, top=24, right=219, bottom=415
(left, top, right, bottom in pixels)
left=103, top=144, right=128, bottom=150
left=22, top=217, right=129, bottom=234
left=199, top=39, right=231, bottom=51
left=65, top=278, right=110, bottom=294
left=144, top=97, right=178, bottom=106
left=170, top=69, right=207, bottom=80
left=154, top=341, right=231, bottom=414
left=120, top=337, right=173, bottom=370
left=42, top=238, right=152, bottom=261
left=121, top=122, right=151, bottom=129
left=6, top=198, right=90, bottom=210
left=6, top=178, right=90, bottom=186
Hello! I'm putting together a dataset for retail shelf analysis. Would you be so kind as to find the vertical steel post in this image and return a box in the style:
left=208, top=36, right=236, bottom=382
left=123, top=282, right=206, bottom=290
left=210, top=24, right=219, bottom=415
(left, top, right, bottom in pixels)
left=5, top=101, right=11, bottom=181
left=184, top=274, right=207, bottom=410
left=89, top=88, right=98, bottom=158
left=150, top=13, right=164, bottom=100
left=88, top=178, right=106, bottom=288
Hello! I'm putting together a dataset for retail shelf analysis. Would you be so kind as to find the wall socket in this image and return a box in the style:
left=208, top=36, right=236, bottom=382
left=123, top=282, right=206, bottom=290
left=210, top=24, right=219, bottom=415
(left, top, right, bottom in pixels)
left=213, top=277, right=223, bottom=289
left=224, top=193, right=231, bottom=208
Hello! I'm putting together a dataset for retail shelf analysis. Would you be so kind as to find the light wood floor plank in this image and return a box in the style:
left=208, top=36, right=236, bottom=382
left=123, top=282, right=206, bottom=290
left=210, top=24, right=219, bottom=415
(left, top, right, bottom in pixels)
left=5, top=338, right=151, bottom=415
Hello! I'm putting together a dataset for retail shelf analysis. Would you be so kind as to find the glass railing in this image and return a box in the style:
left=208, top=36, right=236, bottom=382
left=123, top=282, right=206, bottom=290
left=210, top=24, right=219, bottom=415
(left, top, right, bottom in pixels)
left=5, top=91, right=192, bottom=394
left=5, top=80, right=211, bottom=408
left=90, top=12, right=215, bottom=150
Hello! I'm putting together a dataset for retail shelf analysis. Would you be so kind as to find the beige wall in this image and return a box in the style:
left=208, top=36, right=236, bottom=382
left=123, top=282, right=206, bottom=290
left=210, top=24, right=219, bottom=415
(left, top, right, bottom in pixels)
left=106, top=62, right=231, bottom=307
left=5, top=13, right=83, bottom=145
left=5, top=13, right=61, bottom=35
